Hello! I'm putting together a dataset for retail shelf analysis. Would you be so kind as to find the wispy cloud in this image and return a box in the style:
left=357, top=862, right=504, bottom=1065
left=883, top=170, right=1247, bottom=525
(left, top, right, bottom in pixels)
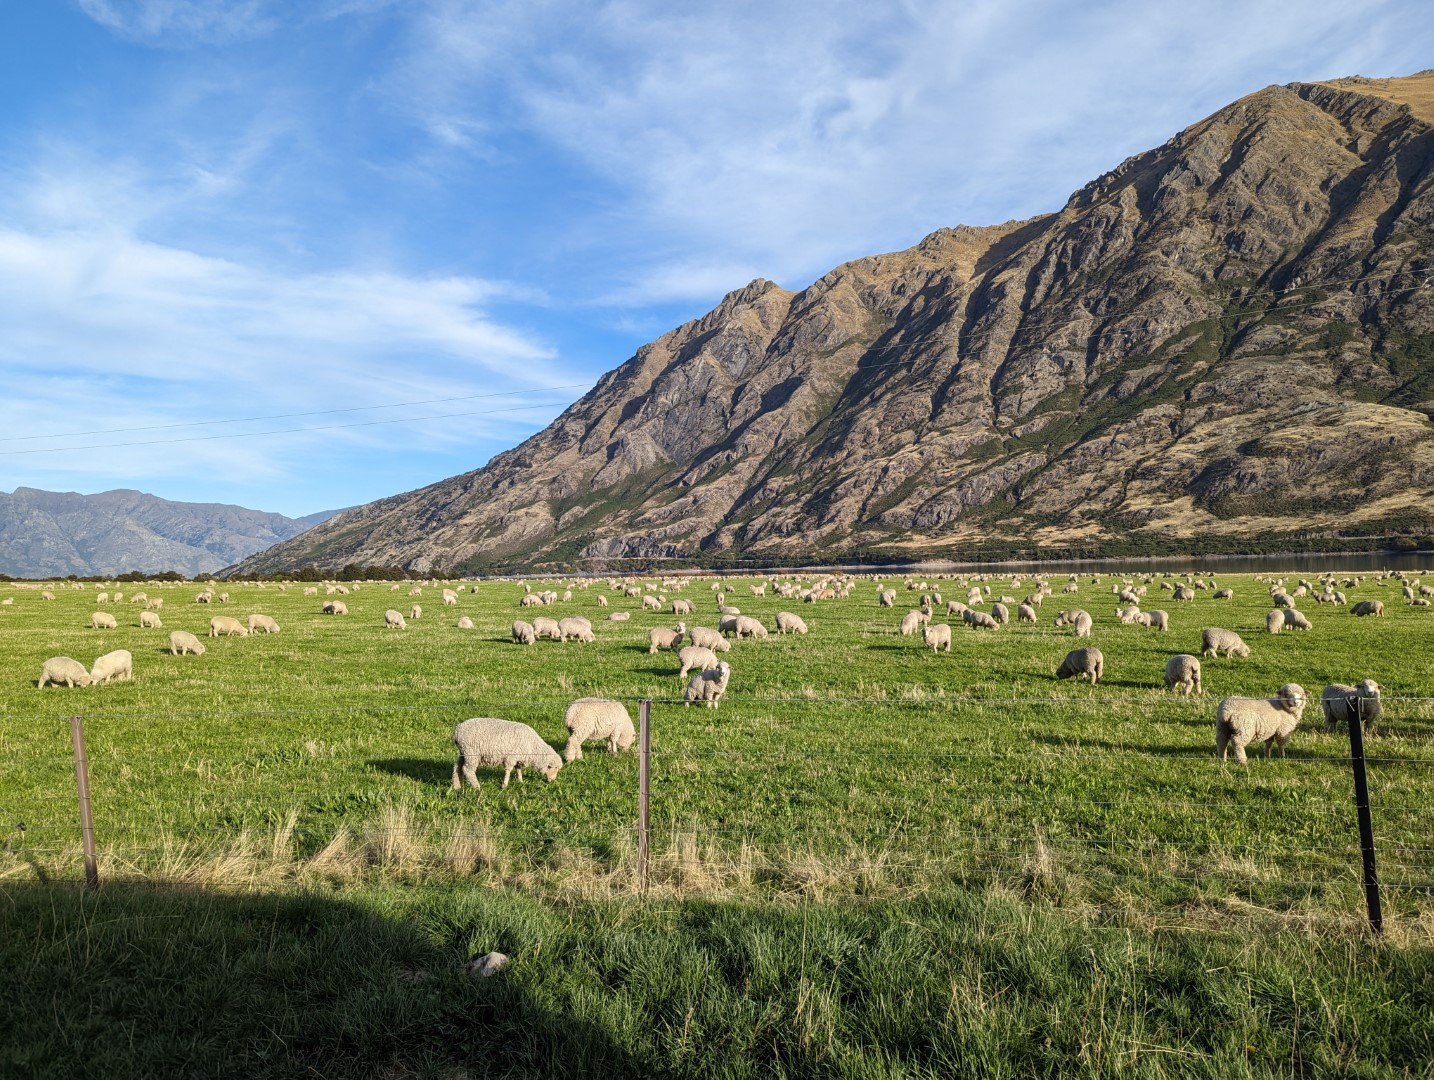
left=75, top=0, right=282, bottom=46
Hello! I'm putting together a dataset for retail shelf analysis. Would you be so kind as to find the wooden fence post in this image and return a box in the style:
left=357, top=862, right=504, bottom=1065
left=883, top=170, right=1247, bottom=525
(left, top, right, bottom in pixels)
left=70, top=715, right=99, bottom=892
left=637, top=699, right=651, bottom=893
left=1348, top=695, right=1381, bottom=933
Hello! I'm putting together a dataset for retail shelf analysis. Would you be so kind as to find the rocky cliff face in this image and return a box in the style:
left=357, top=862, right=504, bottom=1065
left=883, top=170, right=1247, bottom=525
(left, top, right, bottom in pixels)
left=0, top=488, right=336, bottom=578
left=234, top=72, right=1434, bottom=574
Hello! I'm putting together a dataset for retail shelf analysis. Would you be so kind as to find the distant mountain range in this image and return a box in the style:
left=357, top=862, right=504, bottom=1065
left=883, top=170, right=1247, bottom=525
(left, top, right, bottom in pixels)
left=0, top=487, right=337, bottom=578
left=229, top=70, right=1434, bottom=574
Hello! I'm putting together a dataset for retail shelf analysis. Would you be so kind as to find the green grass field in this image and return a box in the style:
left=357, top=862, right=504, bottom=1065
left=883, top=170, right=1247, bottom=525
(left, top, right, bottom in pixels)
left=2, top=570, right=1431, bottom=1075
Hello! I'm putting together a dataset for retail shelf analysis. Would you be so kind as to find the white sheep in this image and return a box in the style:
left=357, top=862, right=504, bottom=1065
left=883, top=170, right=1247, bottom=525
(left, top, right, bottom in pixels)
left=533, top=616, right=562, bottom=641
left=1163, top=654, right=1202, bottom=695
left=1321, top=680, right=1382, bottom=734
left=1054, top=609, right=1092, bottom=637
left=990, top=602, right=1009, bottom=625
left=607, top=612, right=631, bottom=622
left=1285, top=610, right=1312, bottom=631
left=596, top=595, right=609, bottom=608
left=878, top=588, right=896, bottom=608
left=1201, top=628, right=1249, bottom=659
left=511, top=619, right=537, bottom=645
left=559, top=617, right=595, bottom=643
left=677, top=645, right=719, bottom=679
left=1351, top=600, right=1384, bottom=617
left=451, top=718, right=562, bottom=792
left=90, top=612, right=117, bottom=630
left=323, top=600, right=348, bottom=615
left=248, top=614, right=280, bottom=634
left=139, top=610, right=163, bottom=629
left=899, top=610, right=929, bottom=635
left=962, top=609, right=999, bottom=630
left=1055, top=647, right=1103, bottom=685
left=410, top=604, right=422, bottom=620
left=91, top=649, right=133, bottom=684
left=775, top=611, right=807, bottom=634
left=209, top=615, right=249, bottom=637
left=385, top=609, right=408, bottom=629
left=1216, top=684, right=1308, bottom=764
left=1147, top=610, right=1169, bottom=632
left=687, top=626, right=730, bottom=653
left=672, top=598, right=695, bottom=615
left=649, top=622, right=686, bottom=653
left=1017, top=603, right=1037, bottom=624
left=1266, top=609, right=1285, bottom=635
left=442, top=589, right=459, bottom=606
left=642, top=595, right=662, bottom=611
left=923, top=623, right=952, bottom=653
left=39, top=657, right=91, bottom=688
left=562, top=699, right=635, bottom=762
left=684, top=661, right=732, bottom=708
left=169, top=630, right=206, bottom=656
left=733, top=615, right=768, bottom=640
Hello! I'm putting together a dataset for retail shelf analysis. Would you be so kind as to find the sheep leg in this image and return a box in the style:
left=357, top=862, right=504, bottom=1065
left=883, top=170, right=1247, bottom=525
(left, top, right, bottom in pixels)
left=564, top=736, right=583, bottom=762
left=501, top=763, right=513, bottom=789
left=515, top=767, right=525, bottom=784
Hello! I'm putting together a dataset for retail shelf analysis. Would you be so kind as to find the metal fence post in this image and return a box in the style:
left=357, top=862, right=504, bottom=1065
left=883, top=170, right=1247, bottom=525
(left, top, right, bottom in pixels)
left=637, top=699, right=651, bottom=893
left=69, top=715, right=99, bottom=892
left=1348, top=695, right=1381, bottom=933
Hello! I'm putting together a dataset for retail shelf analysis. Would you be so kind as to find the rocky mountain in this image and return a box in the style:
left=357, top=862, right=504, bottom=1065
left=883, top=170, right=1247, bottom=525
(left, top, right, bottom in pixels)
left=234, top=71, right=1434, bottom=575
left=0, top=488, right=337, bottom=578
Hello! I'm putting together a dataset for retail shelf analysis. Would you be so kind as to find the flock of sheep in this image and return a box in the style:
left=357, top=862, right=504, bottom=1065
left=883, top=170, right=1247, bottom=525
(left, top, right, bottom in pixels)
left=20, top=563, right=1414, bottom=788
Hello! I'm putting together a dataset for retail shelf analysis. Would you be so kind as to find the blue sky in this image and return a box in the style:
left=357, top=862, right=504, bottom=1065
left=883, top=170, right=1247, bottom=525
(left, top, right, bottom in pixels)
left=1, top=1, right=1429, bottom=517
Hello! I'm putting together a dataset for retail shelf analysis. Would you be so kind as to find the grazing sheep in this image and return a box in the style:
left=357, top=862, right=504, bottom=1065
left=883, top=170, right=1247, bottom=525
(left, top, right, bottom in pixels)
left=899, top=610, right=930, bottom=635
left=520, top=594, right=543, bottom=608
left=1266, top=609, right=1286, bottom=635
left=90, top=649, right=133, bottom=684
left=1213, top=588, right=1234, bottom=600
left=649, top=623, right=686, bottom=654
left=385, top=609, right=408, bottom=629
left=688, top=626, right=731, bottom=652
left=322, top=600, right=348, bottom=615
left=248, top=614, right=280, bottom=634
left=989, top=602, right=1009, bottom=625
left=923, top=623, right=952, bottom=653
left=1201, top=628, right=1250, bottom=659
left=1285, top=609, right=1313, bottom=631
left=442, top=589, right=459, bottom=606
left=607, top=612, right=631, bottom=622
left=775, top=611, right=808, bottom=634
left=146, top=597, right=164, bottom=611
left=451, top=718, right=562, bottom=792
left=195, top=591, right=212, bottom=604
left=1163, top=654, right=1202, bottom=695
left=1145, top=610, right=1169, bottom=632
left=41, top=590, right=55, bottom=601
left=1351, top=600, right=1384, bottom=617
left=457, top=616, right=475, bottom=629
left=672, top=598, right=695, bottom=616
left=511, top=619, right=537, bottom=645
left=562, top=698, right=636, bottom=762
left=169, top=631, right=206, bottom=656
left=1270, top=591, right=1295, bottom=609
left=1017, top=603, right=1037, bottom=624
left=642, top=595, right=662, bottom=611
left=89, top=611, right=117, bottom=630
left=1321, top=680, right=1382, bottom=734
left=559, top=617, right=595, bottom=643
left=684, top=661, right=732, bottom=708
left=734, top=615, right=768, bottom=640
left=962, top=609, right=999, bottom=630
left=39, top=657, right=91, bottom=688
left=1055, top=647, right=1104, bottom=685
left=410, top=604, right=422, bottom=620
left=303, top=587, right=319, bottom=597
left=533, top=616, right=562, bottom=641
left=217, top=592, right=230, bottom=604
left=677, top=645, right=719, bottom=679
left=1173, top=586, right=1195, bottom=601
left=209, top=615, right=249, bottom=637
left=1054, top=609, right=1092, bottom=637
left=596, top=595, right=609, bottom=608
left=139, top=610, right=163, bottom=629
left=878, top=588, right=897, bottom=608
left=96, top=592, right=109, bottom=604
left=1215, top=684, right=1308, bottom=764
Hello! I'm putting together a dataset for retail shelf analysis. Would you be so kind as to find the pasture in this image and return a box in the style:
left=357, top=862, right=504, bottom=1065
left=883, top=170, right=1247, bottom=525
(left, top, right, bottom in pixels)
left=2, top=569, right=1432, bottom=1075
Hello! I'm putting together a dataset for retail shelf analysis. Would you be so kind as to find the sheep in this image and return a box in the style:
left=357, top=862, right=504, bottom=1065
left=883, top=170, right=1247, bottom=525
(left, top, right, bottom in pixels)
left=677, top=645, right=719, bottom=679
left=899, top=610, right=929, bottom=635
left=410, top=604, right=422, bottom=620
left=1055, top=647, right=1104, bottom=685
left=562, top=699, right=636, bottom=762
left=649, top=623, right=686, bottom=653
left=641, top=595, right=662, bottom=611
left=607, top=612, right=631, bottom=621
left=559, top=617, right=596, bottom=643
left=90, top=649, right=133, bottom=684
left=688, top=626, right=731, bottom=652
left=1213, top=588, right=1234, bottom=600
left=385, top=609, right=408, bottom=629
left=442, top=589, right=459, bottom=606
left=39, top=657, right=91, bottom=688
left=596, top=594, right=609, bottom=608
left=1266, top=609, right=1286, bottom=635
left=990, top=602, right=1009, bottom=625
left=962, top=609, right=999, bottom=630
left=88, top=611, right=117, bottom=630
left=1173, top=586, right=1195, bottom=601
left=1285, top=609, right=1313, bottom=631
left=734, top=615, right=768, bottom=640
left=520, top=594, right=543, bottom=608
left=408, top=587, right=422, bottom=597
left=532, top=616, right=562, bottom=641
left=1143, top=610, right=1168, bottom=632
left=1351, top=600, right=1384, bottom=617
left=1116, top=605, right=1143, bottom=626
left=923, top=623, right=952, bottom=653
left=1159, top=654, right=1200, bottom=696
left=775, top=611, right=807, bottom=634
left=457, top=616, right=475, bottom=629
left=684, top=661, right=732, bottom=708
left=1321, top=680, right=1383, bottom=734
left=210, top=615, right=250, bottom=637
left=96, top=592, right=109, bottom=604
left=451, top=717, right=562, bottom=792
left=248, top=614, right=280, bottom=634
left=511, top=619, right=537, bottom=645
left=217, top=592, right=230, bottom=603
left=1201, top=628, right=1250, bottom=659
left=1017, top=603, right=1037, bottom=624
left=146, top=597, right=164, bottom=610
left=169, top=631, right=206, bottom=656
left=1054, top=609, right=1092, bottom=637
left=878, top=588, right=897, bottom=608
left=322, top=600, right=348, bottom=615
left=672, top=598, right=695, bottom=616
left=718, top=605, right=742, bottom=617
left=1215, top=684, right=1308, bottom=764
left=1270, top=591, right=1295, bottom=609
left=303, top=587, right=319, bottom=597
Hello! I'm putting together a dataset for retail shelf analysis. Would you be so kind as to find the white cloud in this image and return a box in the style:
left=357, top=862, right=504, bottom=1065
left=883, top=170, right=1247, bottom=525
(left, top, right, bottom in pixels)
left=76, top=0, right=282, bottom=45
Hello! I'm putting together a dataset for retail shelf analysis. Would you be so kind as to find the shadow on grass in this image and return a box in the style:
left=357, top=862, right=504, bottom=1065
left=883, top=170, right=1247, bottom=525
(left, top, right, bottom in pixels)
left=0, top=880, right=646, bottom=1079
left=1030, top=734, right=1211, bottom=758
left=370, top=757, right=451, bottom=786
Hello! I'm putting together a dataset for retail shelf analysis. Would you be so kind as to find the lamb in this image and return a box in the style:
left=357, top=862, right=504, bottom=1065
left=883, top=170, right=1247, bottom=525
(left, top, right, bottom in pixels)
left=90, top=649, right=133, bottom=684
left=1055, top=647, right=1104, bottom=685
left=139, top=610, right=163, bottom=629
left=410, top=604, right=422, bottom=620
left=1321, top=680, right=1382, bottom=734
left=248, top=614, right=280, bottom=634
left=688, top=626, right=731, bottom=652
left=457, top=616, right=475, bottom=629
left=451, top=717, right=563, bottom=792
left=923, top=623, right=952, bottom=653
left=684, top=661, right=732, bottom=708
left=775, top=611, right=807, bottom=634
left=559, top=617, right=596, bottom=643
left=1351, top=600, right=1384, bottom=617
left=733, top=615, right=768, bottom=640
left=1215, top=684, right=1308, bottom=764
left=1266, top=609, right=1285, bottom=635
left=596, top=595, right=609, bottom=607
left=677, top=645, right=719, bottom=679
left=39, top=657, right=91, bottom=688
left=1201, top=628, right=1250, bottom=658
left=533, top=616, right=562, bottom=641
left=649, top=623, right=686, bottom=653
left=562, top=698, right=636, bottom=762
left=169, top=631, right=206, bottom=656
left=511, top=619, right=537, bottom=645
left=385, top=609, right=408, bottom=629
left=1163, top=654, right=1202, bottom=696
left=962, top=609, right=999, bottom=630
left=210, top=615, right=250, bottom=637
left=899, top=610, right=930, bottom=635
